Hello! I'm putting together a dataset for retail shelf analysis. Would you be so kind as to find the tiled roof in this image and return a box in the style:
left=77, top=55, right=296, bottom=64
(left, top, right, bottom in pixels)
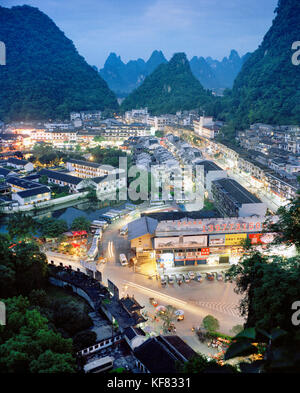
left=39, top=169, right=83, bottom=185
left=17, top=186, right=50, bottom=198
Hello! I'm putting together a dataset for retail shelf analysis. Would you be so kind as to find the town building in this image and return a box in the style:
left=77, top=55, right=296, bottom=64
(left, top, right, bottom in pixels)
left=38, top=169, right=87, bottom=193
left=128, top=216, right=158, bottom=252
left=197, top=160, right=227, bottom=198
left=134, top=335, right=197, bottom=373
left=5, top=157, right=34, bottom=172
left=12, top=186, right=51, bottom=206
left=211, top=178, right=267, bottom=217
left=153, top=215, right=277, bottom=267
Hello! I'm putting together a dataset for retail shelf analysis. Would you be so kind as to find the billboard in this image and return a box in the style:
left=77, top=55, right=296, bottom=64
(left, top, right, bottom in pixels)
left=225, top=233, right=247, bottom=246
left=248, top=233, right=276, bottom=245
left=154, top=235, right=207, bottom=249
left=209, top=234, right=225, bottom=246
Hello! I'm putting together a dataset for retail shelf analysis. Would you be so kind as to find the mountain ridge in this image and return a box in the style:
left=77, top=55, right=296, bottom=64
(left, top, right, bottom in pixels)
left=121, top=52, right=213, bottom=115
left=100, top=49, right=247, bottom=97
left=0, top=5, right=118, bottom=122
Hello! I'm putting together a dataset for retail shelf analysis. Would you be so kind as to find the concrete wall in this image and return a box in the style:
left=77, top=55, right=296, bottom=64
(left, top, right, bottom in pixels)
left=131, top=234, right=154, bottom=251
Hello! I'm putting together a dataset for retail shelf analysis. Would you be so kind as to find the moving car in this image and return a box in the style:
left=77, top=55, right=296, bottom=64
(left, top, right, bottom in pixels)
left=119, top=224, right=128, bottom=236
left=119, top=254, right=128, bottom=266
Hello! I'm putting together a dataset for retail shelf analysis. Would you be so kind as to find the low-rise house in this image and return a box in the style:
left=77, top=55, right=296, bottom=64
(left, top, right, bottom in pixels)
left=128, top=216, right=158, bottom=251
left=39, top=169, right=86, bottom=193
left=12, top=186, right=51, bottom=206
left=6, top=157, right=34, bottom=172
left=134, top=335, right=197, bottom=373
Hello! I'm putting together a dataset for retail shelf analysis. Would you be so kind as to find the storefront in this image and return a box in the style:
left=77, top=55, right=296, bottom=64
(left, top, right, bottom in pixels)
left=154, top=216, right=279, bottom=269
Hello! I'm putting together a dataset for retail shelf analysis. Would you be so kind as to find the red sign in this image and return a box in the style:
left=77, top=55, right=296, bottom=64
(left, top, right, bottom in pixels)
left=249, top=233, right=276, bottom=245
left=201, top=248, right=210, bottom=256
left=71, top=230, right=87, bottom=237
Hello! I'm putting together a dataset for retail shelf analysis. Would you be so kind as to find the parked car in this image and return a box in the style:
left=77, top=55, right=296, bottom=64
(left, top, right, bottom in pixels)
left=176, top=274, right=183, bottom=285
left=206, top=272, right=215, bottom=281
left=216, top=272, right=223, bottom=281
left=160, top=275, right=167, bottom=286
left=168, top=275, right=175, bottom=285
left=119, top=254, right=128, bottom=266
left=188, top=271, right=195, bottom=280
left=195, top=273, right=203, bottom=282
left=183, top=273, right=190, bottom=283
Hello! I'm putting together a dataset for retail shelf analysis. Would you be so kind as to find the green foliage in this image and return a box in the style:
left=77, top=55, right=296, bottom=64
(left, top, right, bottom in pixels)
left=270, top=191, right=300, bottom=252
left=155, top=130, right=164, bottom=138
left=202, top=315, right=220, bottom=333
left=0, top=237, right=48, bottom=298
left=73, top=330, right=97, bottom=352
left=7, top=212, right=37, bottom=241
left=0, top=296, right=76, bottom=373
left=88, top=146, right=128, bottom=167
left=218, top=0, right=300, bottom=128
left=182, top=354, right=237, bottom=373
left=71, top=216, right=91, bottom=231
left=121, top=53, right=213, bottom=115
left=230, top=325, right=244, bottom=336
left=0, top=5, right=118, bottom=121
left=39, top=175, right=49, bottom=185
left=227, top=252, right=300, bottom=333
left=50, top=300, right=93, bottom=336
left=37, top=217, right=68, bottom=238
left=157, top=305, right=177, bottom=333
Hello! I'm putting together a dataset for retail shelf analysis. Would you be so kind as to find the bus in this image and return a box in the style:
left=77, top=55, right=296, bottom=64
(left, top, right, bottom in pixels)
left=84, top=356, right=114, bottom=373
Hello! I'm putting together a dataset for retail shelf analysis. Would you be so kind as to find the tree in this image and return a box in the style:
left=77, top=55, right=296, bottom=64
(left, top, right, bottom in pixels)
left=39, top=175, right=49, bottom=185
left=38, top=217, right=68, bottom=238
left=7, top=212, right=37, bottom=240
left=51, top=299, right=93, bottom=336
left=182, top=353, right=237, bottom=373
left=270, top=189, right=300, bottom=252
left=73, top=330, right=97, bottom=352
left=71, top=216, right=91, bottom=231
left=230, top=325, right=244, bottom=336
left=202, top=315, right=220, bottom=333
left=157, top=305, right=177, bottom=333
left=226, top=252, right=300, bottom=332
left=0, top=238, right=48, bottom=298
left=0, top=296, right=76, bottom=373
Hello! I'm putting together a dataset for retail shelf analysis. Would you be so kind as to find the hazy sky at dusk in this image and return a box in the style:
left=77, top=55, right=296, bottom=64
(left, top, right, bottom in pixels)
left=2, top=0, right=278, bottom=67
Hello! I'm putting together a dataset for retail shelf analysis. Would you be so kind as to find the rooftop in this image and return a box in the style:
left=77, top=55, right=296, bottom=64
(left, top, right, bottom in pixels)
left=128, top=216, right=158, bottom=240
left=212, top=177, right=261, bottom=204
left=39, top=169, right=83, bottom=185
left=17, top=186, right=50, bottom=198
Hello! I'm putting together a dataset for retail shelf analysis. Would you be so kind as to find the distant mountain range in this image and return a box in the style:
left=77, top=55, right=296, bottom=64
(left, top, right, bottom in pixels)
left=121, top=53, right=213, bottom=115
left=0, top=5, right=118, bottom=122
left=100, top=49, right=249, bottom=97
left=99, top=50, right=167, bottom=97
